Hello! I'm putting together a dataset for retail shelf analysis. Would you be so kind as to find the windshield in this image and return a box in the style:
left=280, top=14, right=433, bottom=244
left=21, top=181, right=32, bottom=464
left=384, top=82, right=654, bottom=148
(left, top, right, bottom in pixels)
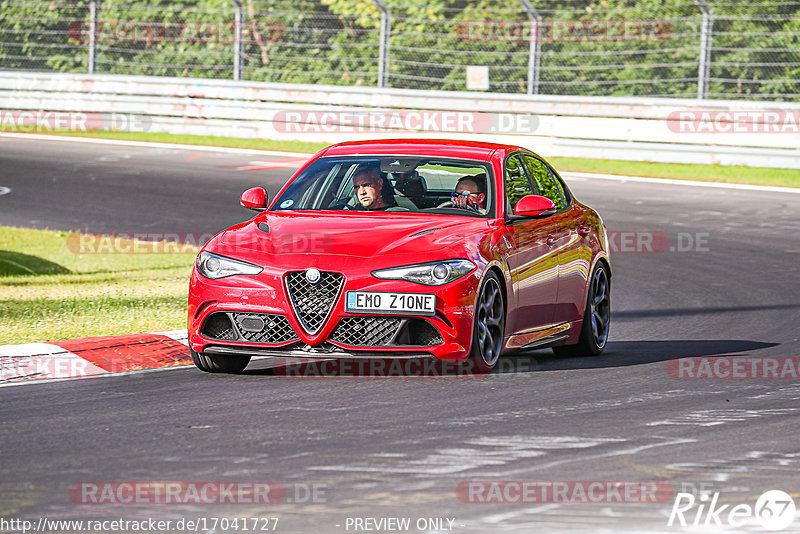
left=271, top=156, right=494, bottom=218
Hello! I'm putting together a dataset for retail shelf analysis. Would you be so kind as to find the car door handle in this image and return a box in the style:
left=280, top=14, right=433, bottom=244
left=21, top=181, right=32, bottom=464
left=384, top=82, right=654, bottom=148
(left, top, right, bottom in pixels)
left=546, top=235, right=556, bottom=246
left=577, top=226, right=590, bottom=236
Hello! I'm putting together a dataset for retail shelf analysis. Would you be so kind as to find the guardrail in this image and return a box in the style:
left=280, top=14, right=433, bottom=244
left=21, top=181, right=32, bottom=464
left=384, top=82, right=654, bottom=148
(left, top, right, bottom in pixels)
left=5, top=1, right=799, bottom=101
left=1, top=72, right=799, bottom=169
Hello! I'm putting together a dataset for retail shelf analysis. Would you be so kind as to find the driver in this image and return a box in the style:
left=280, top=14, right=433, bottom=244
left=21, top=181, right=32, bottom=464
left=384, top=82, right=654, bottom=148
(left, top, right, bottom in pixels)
left=353, top=166, right=397, bottom=210
left=451, top=174, right=487, bottom=211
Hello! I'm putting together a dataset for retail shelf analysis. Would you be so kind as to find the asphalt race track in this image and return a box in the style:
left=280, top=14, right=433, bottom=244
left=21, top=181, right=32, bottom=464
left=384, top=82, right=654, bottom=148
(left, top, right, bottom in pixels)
left=1, top=135, right=799, bottom=533
left=0, top=136, right=299, bottom=235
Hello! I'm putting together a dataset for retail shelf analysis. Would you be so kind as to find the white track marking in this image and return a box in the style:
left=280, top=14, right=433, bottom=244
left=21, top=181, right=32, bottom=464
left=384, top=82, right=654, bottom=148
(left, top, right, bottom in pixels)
left=0, top=132, right=308, bottom=157
left=0, top=343, right=106, bottom=384
left=149, top=329, right=190, bottom=345
left=561, top=171, right=800, bottom=194
left=0, top=332, right=193, bottom=387
left=493, top=436, right=696, bottom=477
left=646, top=408, right=800, bottom=427
left=2, top=132, right=799, bottom=194
left=309, top=436, right=626, bottom=476
left=667, top=450, right=800, bottom=478
left=0, top=186, right=10, bottom=195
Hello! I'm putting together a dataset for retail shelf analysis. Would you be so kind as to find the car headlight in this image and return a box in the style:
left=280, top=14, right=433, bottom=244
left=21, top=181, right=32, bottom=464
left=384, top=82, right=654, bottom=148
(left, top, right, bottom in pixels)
left=372, top=259, right=476, bottom=286
left=196, top=251, right=262, bottom=279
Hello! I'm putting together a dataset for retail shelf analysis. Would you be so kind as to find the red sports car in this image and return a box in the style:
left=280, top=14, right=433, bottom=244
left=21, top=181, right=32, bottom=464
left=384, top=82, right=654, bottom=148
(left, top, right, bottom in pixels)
left=188, top=139, right=610, bottom=373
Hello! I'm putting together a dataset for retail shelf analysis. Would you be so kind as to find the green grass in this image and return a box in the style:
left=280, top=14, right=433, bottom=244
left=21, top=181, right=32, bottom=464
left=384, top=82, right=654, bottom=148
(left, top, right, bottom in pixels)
left=549, top=157, right=800, bottom=188
left=3, top=128, right=328, bottom=154
left=5, top=128, right=798, bottom=188
left=0, top=227, right=197, bottom=344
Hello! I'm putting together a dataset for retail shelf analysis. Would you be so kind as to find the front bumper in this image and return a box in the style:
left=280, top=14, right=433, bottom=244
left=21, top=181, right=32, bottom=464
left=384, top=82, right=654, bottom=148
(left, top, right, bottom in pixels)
left=188, top=255, right=481, bottom=362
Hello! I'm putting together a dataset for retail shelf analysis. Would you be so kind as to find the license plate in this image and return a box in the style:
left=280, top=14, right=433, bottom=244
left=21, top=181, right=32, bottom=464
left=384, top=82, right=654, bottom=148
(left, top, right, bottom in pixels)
left=345, top=291, right=436, bottom=316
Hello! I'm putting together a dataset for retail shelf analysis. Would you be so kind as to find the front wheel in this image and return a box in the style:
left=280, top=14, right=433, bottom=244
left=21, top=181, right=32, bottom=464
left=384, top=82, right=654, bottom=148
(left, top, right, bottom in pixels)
left=191, top=348, right=251, bottom=374
left=469, top=271, right=506, bottom=373
left=553, top=262, right=610, bottom=357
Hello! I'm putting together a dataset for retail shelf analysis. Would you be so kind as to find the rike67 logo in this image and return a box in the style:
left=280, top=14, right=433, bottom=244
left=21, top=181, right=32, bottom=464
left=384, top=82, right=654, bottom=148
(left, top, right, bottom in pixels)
left=668, top=490, right=796, bottom=531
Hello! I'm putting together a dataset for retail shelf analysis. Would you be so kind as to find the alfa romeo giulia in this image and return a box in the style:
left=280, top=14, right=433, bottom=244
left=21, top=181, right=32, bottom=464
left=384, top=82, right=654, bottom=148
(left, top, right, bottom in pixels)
left=188, top=139, right=611, bottom=373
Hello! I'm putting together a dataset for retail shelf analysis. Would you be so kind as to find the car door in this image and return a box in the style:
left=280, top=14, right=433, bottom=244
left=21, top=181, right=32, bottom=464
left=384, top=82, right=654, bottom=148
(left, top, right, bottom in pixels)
left=521, top=155, right=588, bottom=325
left=502, top=153, right=560, bottom=335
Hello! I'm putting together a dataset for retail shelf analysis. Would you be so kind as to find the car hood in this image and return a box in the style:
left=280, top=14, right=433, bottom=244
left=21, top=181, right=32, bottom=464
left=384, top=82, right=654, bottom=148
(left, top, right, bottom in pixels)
left=214, top=211, right=488, bottom=258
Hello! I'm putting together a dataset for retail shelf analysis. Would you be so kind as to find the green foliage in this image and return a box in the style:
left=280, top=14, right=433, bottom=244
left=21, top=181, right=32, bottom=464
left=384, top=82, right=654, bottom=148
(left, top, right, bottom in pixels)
left=521, top=155, right=564, bottom=209
left=0, top=0, right=92, bottom=71
left=0, top=0, right=797, bottom=100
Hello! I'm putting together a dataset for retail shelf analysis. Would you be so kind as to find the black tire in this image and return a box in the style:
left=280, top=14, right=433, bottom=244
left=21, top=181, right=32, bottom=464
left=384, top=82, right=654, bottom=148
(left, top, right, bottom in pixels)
left=190, top=348, right=251, bottom=374
left=553, top=262, right=610, bottom=357
left=469, top=271, right=506, bottom=373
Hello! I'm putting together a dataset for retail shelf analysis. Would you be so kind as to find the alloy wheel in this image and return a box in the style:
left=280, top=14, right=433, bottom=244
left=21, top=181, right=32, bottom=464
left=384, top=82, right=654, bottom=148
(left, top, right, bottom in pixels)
left=590, top=267, right=610, bottom=348
left=475, top=276, right=504, bottom=367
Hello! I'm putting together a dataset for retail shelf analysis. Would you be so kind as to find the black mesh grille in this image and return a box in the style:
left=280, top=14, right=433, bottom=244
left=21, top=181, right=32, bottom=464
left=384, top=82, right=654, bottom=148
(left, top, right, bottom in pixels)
left=330, top=317, right=443, bottom=347
left=406, top=319, right=444, bottom=346
left=201, top=313, right=236, bottom=340
left=285, top=271, right=344, bottom=334
left=231, top=313, right=298, bottom=344
left=202, top=312, right=298, bottom=344
left=330, top=317, right=404, bottom=346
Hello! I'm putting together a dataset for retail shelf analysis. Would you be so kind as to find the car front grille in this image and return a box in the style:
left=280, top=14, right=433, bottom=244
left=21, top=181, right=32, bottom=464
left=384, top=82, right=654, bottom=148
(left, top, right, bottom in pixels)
left=330, top=317, right=403, bottom=346
left=285, top=271, right=344, bottom=335
left=201, top=312, right=298, bottom=344
left=330, top=317, right=443, bottom=347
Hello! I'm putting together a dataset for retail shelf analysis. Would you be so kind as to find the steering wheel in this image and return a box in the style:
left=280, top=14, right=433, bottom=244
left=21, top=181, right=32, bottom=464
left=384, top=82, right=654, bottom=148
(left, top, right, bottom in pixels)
left=437, top=200, right=483, bottom=214
left=328, top=198, right=359, bottom=210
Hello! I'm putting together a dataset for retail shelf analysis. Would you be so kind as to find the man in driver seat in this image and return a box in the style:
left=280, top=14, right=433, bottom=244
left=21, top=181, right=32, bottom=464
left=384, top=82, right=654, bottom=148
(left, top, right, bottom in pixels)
left=451, top=174, right=487, bottom=212
left=353, top=166, right=397, bottom=211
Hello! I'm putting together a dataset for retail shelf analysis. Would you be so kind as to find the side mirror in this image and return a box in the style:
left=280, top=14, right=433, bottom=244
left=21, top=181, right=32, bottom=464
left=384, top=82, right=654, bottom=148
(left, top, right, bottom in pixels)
left=512, top=194, right=556, bottom=217
left=240, top=187, right=268, bottom=211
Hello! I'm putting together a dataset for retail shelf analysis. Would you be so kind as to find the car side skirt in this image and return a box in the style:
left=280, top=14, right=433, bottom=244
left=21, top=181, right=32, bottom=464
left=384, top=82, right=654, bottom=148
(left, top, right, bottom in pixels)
left=505, top=322, right=572, bottom=350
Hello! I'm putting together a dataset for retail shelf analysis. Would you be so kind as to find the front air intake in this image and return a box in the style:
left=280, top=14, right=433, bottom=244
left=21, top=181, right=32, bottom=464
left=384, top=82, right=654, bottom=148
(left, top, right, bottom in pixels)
left=201, top=312, right=298, bottom=344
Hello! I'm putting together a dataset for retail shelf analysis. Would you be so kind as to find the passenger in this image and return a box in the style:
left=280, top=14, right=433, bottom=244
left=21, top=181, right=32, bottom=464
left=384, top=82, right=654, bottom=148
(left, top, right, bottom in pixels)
left=451, top=174, right=487, bottom=211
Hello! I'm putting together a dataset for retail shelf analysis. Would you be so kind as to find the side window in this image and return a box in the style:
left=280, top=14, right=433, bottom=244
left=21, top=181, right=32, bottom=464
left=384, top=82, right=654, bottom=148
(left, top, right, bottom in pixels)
left=504, top=155, right=532, bottom=210
left=521, top=155, right=566, bottom=210
left=554, top=172, right=572, bottom=205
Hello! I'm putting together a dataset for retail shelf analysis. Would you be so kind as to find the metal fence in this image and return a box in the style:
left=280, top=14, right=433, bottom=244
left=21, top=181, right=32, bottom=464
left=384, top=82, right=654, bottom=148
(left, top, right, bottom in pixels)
left=1, top=0, right=798, bottom=100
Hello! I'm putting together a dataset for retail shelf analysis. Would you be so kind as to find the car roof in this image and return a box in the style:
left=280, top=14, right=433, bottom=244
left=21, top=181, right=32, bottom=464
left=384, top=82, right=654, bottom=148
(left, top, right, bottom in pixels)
left=319, top=138, right=523, bottom=161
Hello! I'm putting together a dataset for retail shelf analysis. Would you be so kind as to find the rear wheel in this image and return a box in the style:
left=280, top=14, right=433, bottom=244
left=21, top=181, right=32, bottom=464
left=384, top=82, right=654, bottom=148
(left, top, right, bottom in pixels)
left=469, top=271, right=505, bottom=373
left=553, top=262, right=610, bottom=357
left=190, top=348, right=251, bottom=374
